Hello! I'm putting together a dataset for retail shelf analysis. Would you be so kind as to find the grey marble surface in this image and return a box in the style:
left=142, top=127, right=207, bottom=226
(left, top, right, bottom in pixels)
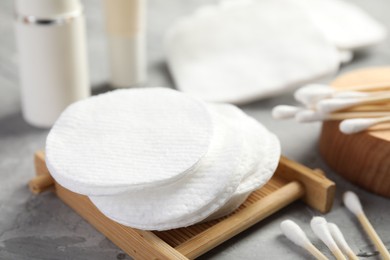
left=0, top=0, right=389, bottom=259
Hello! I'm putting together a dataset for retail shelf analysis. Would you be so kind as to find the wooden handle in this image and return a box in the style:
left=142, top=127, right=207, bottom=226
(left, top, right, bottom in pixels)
left=331, top=248, right=347, bottom=260
left=339, top=82, right=390, bottom=92
left=358, top=213, right=390, bottom=260
left=325, top=111, right=390, bottom=120
left=305, top=243, right=329, bottom=260
left=28, top=174, right=55, bottom=194
left=346, top=251, right=359, bottom=260
left=354, top=93, right=390, bottom=106
left=345, top=104, right=390, bottom=112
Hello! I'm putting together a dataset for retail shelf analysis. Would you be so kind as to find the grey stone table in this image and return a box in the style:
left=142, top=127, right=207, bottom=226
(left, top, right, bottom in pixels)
left=0, top=0, right=389, bottom=259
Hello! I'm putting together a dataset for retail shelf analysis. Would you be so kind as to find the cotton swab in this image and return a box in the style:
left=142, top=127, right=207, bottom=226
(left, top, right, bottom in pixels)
left=328, top=223, right=358, bottom=260
left=347, top=104, right=390, bottom=112
left=343, top=191, right=390, bottom=260
left=295, top=110, right=390, bottom=123
left=317, top=94, right=390, bottom=113
left=294, top=84, right=381, bottom=105
left=272, top=105, right=304, bottom=119
left=339, top=116, right=390, bottom=134
left=310, top=217, right=347, bottom=260
left=280, top=220, right=328, bottom=260
left=295, top=110, right=325, bottom=122
left=295, top=83, right=390, bottom=104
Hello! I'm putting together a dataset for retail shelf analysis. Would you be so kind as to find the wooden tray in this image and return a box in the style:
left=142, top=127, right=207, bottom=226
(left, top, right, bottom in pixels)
left=320, top=67, right=390, bottom=197
left=29, top=150, right=335, bottom=259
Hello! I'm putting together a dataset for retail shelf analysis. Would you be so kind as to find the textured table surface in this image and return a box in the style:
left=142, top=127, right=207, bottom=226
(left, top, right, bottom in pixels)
left=1, top=0, right=389, bottom=259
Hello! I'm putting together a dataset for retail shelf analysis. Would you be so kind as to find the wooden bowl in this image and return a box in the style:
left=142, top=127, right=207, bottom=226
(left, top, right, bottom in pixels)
left=319, top=67, right=390, bottom=197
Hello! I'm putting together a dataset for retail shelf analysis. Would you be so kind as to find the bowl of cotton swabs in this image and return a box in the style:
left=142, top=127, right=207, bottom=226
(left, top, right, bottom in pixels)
left=272, top=83, right=390, bottom=134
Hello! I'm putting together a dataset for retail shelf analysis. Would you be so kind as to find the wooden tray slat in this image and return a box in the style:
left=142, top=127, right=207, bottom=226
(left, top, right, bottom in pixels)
left=155, top=175, right=287, bottom=249
left=30, top=151, right=335, bottom=259
left=174, top=181, right=304, bottom=259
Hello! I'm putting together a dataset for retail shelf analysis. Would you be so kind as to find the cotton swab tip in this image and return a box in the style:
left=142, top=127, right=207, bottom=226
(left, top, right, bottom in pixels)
left=310, top=217, right=339, bottom=251
left=295, top=110, right=324, bottom=122
left=294, top=84, right=334, bottom=105
left=280, top=220, right=311, bottom=248
left=272, top=105, right=302, bottom=119
left=343, top=191, right=363, bottom=216
left=339, top=118, right=378, bottom=134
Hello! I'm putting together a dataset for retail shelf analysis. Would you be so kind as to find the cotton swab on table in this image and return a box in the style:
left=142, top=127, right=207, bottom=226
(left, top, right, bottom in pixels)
left=328, top=223, right=358, bottom=260
left=317, top=93, right=390, bottom=113
left=310, top=217, right=347, bottom=260
left=272, top=105, right=303, bottom=119
left=280, top=220, right=328, bottom=260
left=343, top=191, right=390, bottom=260
left=339, top=116, right=390, bottom=134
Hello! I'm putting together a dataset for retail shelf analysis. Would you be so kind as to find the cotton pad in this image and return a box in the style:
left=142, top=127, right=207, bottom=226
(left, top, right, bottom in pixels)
left=206, top=115, right=281, bottom=220
left=165, top=0, right=339, bottom=104
left=45, top=87, right=213, bottom=196
left=292, top=0, right=387, bottom=51
left=212, top=104, right=263, bottom=180
left=89, top=105, right=245, bottom=230
left=235, top=119, right=280, bottom=195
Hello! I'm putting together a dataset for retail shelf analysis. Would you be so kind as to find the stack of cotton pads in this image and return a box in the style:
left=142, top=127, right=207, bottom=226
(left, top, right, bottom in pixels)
left=46, top=87, right=281, bottom=231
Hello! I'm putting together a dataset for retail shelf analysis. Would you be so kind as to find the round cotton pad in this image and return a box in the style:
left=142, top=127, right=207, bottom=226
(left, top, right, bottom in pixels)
left=165, top=0, right=339, bottom=104
left=235, top=119, right=280, bottom=195
left=45, top=87, right=213, bottom=196
left=212, top=104, right=263, bottom=180
left=89, top=105, right=245, bottom=230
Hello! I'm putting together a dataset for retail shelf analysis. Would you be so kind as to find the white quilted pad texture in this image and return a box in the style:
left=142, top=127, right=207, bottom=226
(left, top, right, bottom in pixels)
left=89, top=104, right=245, bottom=230
left=212, top=104, right=263, bottom=180
left=235, top=118, right=280, bottom=195
left=165, top=0, right=339, bottom=104
left=206, top=113, right=281, bottom=221
left=45, top=87, right=213, bottom=196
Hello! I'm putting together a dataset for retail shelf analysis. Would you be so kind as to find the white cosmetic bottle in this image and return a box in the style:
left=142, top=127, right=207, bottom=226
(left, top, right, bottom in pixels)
left=15, top=0, right=90, bottom=128
left=103, top=0, right=147, bottom=88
